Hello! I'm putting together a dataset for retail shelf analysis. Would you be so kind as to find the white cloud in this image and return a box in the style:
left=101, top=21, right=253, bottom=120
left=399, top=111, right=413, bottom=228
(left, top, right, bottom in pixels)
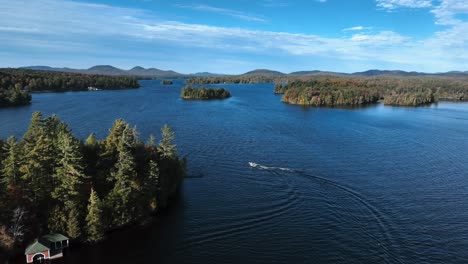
left=376, top=0, right=468, bottom=25
left=0, top=0, right=467, bottom=72
left=343, top=26, right=366, bottom=31
left=350, top=31, right=408, bottom=44
left=175, top=4, right=267, bottom=22
left=376, top=0, right=433, bottom=10
left=431, top=0, right=468, bottom=25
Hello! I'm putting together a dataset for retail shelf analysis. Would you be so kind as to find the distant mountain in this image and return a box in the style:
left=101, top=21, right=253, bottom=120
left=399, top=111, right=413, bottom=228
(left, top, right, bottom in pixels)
left=191, top=72, right=225, bottom=77
left=242, top=69, right=286, bottom=77
left=127, top=66, right=182, bottom=77
left=86, top=65, right=126, bottom=75
left=20, top=65, right=182, bottom=77
left=19, top=66, right=468, bottom=78
left=289, top=70, right=347, bottom=76
left=351, top=69, right=468, bottom=77
left=352, top=70, right=427, bottom=77
left=20, top=66, right=77, bottom=73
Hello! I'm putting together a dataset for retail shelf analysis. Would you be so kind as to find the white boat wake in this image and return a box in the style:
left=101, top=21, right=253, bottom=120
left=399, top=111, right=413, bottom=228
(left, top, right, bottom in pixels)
left=248, top=162, right=296, bottom=172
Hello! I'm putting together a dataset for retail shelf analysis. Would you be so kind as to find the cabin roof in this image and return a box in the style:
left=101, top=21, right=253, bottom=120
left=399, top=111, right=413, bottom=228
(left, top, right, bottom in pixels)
left=41, top=233, right=69, bottom=242
left=25, top=240, right=50, bottom=255
left=25, top=233, right=69, bottom=255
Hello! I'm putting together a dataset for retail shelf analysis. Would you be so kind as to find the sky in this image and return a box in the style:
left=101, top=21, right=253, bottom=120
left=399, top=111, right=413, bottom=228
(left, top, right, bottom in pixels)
left=0, top=0, right=467, bottom=74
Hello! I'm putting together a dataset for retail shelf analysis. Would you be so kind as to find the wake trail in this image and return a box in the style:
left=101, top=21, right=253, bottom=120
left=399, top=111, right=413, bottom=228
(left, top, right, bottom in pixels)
left=248, top=162, right=301, bottom=173
left=249, top=162, right=405, bottom=264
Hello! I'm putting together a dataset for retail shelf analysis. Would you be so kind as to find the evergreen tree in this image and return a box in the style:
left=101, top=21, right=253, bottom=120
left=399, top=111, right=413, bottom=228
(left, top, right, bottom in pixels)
left=145, top=159, right=160, bottom=212
left=104, top=119, right=127, bottom=157
left=66, top=207, right=81, bottom=239
left=20, top=132, right=54, bottom=204
left=1, top=136, right=20, bottom=187
left=100, top=119, right=127, bottom=184
left=158, top=125, right=177, bottom=159
left=22, top=112, right=42, bottom=148
left=83, top=133, right=99, bottom=186
left=107, top=125, right=140, bottom=227
left=148, top=134, right=156, bottom=146
left=48, top=206, right=67, bottom=234
left=85, top=189, right=105, bottom=242
left=85, top=133, right=98, bottom=147
left=0, top=113, right=185, bottom=244
left=52, top=130, right=87, bottom=210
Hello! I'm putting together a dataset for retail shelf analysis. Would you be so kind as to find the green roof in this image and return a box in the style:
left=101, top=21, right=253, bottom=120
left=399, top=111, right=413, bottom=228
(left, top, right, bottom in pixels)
left=25, top=233, right=69, bottom=255
left=25, top=240, right=50, bottom=255
left=41, top=233, right=69, bottom=242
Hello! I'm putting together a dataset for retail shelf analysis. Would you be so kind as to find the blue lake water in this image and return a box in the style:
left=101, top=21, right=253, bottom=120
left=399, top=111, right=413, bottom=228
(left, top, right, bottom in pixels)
left=2, top=79, right=468, bottom=264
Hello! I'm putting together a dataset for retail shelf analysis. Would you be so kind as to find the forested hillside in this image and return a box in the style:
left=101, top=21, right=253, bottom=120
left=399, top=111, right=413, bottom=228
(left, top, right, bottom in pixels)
left=0, top=113, right=185, bottom=254
left=0, top=69, right=139, bottom=107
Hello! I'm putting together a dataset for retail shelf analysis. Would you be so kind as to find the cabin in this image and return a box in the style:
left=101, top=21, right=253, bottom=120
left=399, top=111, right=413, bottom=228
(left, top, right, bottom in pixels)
left=25, top=233, right=69, bottom=263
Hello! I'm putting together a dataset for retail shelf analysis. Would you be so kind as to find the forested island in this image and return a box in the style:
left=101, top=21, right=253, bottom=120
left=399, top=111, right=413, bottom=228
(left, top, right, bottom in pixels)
left=186, top=76, right=283, bottom=85
left=0, top=113, right=185, bottom=257
left=161, top=80, right=174, bottom=85
left=181, top=86, right=231, bottom=100
left=186, top=75, right=468, bottom=107
left=275, top=77, right=468, bottom=106
left=0, top=69, right=140, bottom=107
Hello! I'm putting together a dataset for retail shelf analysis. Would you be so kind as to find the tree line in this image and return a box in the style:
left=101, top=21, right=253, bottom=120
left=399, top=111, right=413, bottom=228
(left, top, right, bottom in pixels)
left=275, top=77, right=468, bottom=106
left=0, top=113, right=185, bottom=255
left=0, top=69, right=140, bottom=107
left=181, top=86, right=231, bottom=100
left=186, top=76, right=284, bottom=85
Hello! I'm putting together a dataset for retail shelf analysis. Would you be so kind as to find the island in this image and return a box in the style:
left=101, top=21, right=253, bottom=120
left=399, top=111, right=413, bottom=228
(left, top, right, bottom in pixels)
left=181, top=86, right=231, bottom=100
left=161, top=80, right=174, bottom=85
left=275, top=77, right=468, bottom=107
left=0, top=69, right=140, bottom=107
left=0, top=112, right=185, bottom=258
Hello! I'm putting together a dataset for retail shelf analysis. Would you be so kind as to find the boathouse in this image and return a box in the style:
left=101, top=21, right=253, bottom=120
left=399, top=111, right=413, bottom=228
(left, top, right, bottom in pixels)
left=25, top=233, right=69, bottom=263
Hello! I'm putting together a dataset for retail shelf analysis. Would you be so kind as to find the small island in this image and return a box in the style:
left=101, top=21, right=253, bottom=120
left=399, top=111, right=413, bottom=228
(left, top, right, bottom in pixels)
left=0, top=112, right=185, bottom=258
left=181, top=86, right=231, bottom=100
left=161, top=80, right=174, bottom=85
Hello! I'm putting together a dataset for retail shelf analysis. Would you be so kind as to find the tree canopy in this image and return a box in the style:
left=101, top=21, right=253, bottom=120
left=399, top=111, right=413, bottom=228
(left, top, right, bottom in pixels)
left=275, top=77, right=468, bottom=106
left=181, top=86, right=231, bottom=100
left=0, top=113, right=185, bottom=253
left=0, top=69, right=140, bottom=107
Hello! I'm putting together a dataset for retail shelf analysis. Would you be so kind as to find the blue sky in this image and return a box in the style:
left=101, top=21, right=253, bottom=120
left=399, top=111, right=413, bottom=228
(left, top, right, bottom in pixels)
left=0, top=0, right=467, bottom=73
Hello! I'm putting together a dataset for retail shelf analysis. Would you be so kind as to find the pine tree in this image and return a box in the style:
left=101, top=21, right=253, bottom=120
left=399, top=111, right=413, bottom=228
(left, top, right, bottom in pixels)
left=20, top=132, right=54, bottom=204
left=52, top=130, right=87, bottom=210
left=158, top=124, right=177, bottom=159
left=145, top=159, right=160, bottom=212
left=1, top=136, right=20, bottom=187
left=85, top=133, right=98, bottom=147
left=85, top=189, right=104, bottom=242
left=84, top=133, right=99, bottom=185
left=103, top=119, right=127, bottom=157
left=66, top=207, right=81, bottom=239
left=107, top=125, right=140, bottom=227
left=48, top=206, right=67, bottom=234
left=100, top=119, right=127, bottom=184
left=147, top=134, right=156, bottom=146
left=22, top=112, right=43, bottom=148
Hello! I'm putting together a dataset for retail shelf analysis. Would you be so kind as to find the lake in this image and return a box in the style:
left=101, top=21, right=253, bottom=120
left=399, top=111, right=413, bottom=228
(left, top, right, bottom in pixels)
left=2, top=79, right=468, bottom=264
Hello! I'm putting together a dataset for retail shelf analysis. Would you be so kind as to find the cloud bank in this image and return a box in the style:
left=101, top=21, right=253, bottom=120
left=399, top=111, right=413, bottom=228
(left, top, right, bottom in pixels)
left=0, top=0, right=466, bottom=72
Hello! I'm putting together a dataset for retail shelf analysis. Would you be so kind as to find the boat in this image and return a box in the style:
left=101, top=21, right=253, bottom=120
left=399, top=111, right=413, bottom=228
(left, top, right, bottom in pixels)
left=87, top=86, right=101, bottom=91
left=248, top=162, right=259, bottom=168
